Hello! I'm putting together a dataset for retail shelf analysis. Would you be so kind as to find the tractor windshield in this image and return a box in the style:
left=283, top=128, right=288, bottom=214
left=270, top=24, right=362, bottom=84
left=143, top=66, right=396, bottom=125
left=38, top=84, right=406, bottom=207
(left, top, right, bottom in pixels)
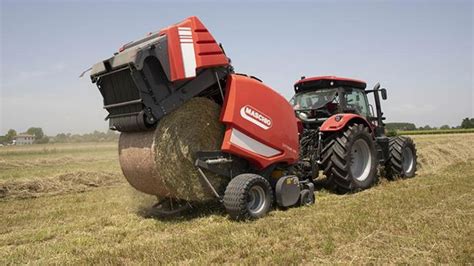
left=293, top=88, right=338, bottom=111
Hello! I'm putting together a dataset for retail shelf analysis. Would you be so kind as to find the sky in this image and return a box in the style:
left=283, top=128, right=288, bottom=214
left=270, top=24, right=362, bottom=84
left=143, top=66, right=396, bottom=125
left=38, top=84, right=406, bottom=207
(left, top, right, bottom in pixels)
left=0, top=0, right=472, bottom=135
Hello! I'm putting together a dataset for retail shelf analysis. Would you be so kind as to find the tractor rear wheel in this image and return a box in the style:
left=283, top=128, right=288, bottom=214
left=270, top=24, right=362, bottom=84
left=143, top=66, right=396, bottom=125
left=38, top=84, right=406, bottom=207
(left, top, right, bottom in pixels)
left=223, top=174, right=273, bottom=220
left=386, top=136, right=417, bottom=179
left=322, top=124, right=378, bottom=193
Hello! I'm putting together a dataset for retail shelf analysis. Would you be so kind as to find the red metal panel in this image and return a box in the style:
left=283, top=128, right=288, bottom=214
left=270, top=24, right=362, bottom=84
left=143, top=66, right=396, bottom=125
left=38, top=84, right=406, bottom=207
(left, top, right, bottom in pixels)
left=320, top=113, right=373, bottom=132
left=159, top=16, right=229, bottom=82
left=220, top=74, right=299, bottom=169
left=160, top=26, right=185, bottom=81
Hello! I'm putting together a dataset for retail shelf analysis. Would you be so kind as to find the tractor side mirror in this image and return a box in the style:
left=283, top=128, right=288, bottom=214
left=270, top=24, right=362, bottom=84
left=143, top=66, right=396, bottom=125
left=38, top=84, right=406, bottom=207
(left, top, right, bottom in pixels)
left=381, top=88, right=387, bottom=100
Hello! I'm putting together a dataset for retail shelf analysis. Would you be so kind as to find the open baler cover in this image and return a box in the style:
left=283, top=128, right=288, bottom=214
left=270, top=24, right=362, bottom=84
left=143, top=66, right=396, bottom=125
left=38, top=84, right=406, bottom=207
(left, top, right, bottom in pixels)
left=90, top=16, right=230, bottom=132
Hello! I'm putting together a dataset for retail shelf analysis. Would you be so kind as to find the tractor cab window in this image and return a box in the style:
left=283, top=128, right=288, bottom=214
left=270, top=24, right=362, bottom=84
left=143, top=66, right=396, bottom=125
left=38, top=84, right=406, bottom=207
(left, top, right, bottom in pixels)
left=342, top=89, right=369, bottom=117
left=293, top=88, right=339, bottom=111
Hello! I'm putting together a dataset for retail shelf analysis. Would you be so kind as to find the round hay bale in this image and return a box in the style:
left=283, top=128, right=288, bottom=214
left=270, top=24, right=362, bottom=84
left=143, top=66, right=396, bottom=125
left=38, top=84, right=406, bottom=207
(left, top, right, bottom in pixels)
left=118, top=97, right=227, bottom=202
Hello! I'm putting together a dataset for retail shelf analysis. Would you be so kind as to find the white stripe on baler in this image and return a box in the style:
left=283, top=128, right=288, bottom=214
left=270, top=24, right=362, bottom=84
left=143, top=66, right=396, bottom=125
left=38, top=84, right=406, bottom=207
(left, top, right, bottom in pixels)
left=180, top=42, right=196, bottom=78
left=178, top=27, right=196, bottom=78
left=230, top=129, right=281, bottom=157
left=179, top=30, right=192, bottom=36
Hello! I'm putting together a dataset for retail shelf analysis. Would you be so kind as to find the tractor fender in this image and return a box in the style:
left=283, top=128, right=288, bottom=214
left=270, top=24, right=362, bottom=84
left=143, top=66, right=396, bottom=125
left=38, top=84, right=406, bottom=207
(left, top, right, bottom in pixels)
left=320, top=114, right=372, bottom=132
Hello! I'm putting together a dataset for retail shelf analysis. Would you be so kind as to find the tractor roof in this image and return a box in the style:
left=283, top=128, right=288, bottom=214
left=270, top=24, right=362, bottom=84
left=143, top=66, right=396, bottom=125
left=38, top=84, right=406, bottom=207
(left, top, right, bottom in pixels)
left=294, top=76, right=367, bottom=93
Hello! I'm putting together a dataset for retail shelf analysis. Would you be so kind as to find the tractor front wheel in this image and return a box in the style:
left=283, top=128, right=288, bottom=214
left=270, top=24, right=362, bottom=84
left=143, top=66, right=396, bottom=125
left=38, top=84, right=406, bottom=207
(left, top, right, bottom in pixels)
left=223, top=174, right=273, bottom=221
left=322, top=123, right=378, bottom=193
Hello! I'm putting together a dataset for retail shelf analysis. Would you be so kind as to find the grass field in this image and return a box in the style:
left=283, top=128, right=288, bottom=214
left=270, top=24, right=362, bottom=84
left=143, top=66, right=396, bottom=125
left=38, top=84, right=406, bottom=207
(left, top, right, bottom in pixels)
left=397, top=128, right=474, bottom=135
left=1, top=134, right=473, bottom=264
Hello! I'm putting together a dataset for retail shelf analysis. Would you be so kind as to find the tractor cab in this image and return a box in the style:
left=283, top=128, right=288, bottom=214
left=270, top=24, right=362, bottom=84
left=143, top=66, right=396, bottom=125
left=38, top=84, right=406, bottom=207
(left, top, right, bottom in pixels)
left=292, top=76, right=370, bottom=126
left=291, top=76, right=387, bottom=134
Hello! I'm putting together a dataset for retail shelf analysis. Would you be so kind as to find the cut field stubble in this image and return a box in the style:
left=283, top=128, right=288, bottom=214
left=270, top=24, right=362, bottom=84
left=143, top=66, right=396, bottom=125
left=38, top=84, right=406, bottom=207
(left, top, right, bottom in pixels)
left=0, top=134, right=473, bottom=264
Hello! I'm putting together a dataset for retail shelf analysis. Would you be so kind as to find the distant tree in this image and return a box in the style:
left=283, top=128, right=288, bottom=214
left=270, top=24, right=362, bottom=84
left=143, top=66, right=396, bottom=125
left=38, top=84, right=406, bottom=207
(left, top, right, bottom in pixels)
left=422, top=125, right=432, bottom=130
left=51, top=130, right=118, bottom=143
left=55, top=133, right=69, bottom=143
left=35, top=136, right=50, bottom=144
left=386, top=129, right=398, bottom=137
left=385, top=122, right=417, bottom=131
left=26, top=127, right=45, bottom=140
left=5, top=129, right=17, bottom=142
left=26, top=127, right=51, bottom=144
left=105, top=130, right=119, bottom=141
left=440, top=125, right=450, bottom=130
left=461, top=118, right=474, bottom=129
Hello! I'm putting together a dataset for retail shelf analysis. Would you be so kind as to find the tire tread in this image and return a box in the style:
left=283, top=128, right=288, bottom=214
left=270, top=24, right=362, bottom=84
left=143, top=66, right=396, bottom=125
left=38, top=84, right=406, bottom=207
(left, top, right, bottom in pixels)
left=321, top=123, right=378, bottom=193
left=223, top=174, right=273, bottom=220
left=386, top=136, right=417, bottom=179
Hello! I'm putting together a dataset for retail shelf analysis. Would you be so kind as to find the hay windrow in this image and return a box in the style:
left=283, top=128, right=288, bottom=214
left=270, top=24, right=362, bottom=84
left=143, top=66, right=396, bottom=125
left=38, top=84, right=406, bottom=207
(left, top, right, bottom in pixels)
left=410, top=133, right=474, bottom=174
left=0, top=156, right=98, bottom=170
left=0, top=171, right=123, bottom=200
left=119, top=97, right=227, bottom=202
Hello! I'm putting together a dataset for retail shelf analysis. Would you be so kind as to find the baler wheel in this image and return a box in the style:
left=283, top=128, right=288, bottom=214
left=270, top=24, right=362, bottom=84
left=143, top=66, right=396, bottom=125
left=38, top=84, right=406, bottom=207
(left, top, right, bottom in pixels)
left=386, top=136, right=417, bottom=179
left=223, top=174, right=273, bottom=221
left=299, top=189, right=315, bottom=206
left=322, top=123, right=378, bottom=193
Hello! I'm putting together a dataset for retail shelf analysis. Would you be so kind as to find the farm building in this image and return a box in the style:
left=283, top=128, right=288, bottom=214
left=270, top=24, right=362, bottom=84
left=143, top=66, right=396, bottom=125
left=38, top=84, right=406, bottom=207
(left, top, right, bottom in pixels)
left=14, top=134, right=35, bottom=145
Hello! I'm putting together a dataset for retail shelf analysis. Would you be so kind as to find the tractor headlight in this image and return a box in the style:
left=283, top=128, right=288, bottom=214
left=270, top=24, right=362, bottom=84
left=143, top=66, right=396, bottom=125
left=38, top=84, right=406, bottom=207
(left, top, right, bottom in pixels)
left=298, top=112, right=309, bottom=121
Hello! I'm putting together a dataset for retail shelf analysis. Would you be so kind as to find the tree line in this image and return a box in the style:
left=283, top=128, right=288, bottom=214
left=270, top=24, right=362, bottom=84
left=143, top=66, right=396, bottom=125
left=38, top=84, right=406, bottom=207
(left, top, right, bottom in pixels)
left=0, top=128, right=119, bottom=145
left=52, top=130, right=119, bottom=143
left=386, top=117, right=474, bottom=131
left=0, top=127, right=50, bottom=144
left=1, top=118, right=472, bottom=145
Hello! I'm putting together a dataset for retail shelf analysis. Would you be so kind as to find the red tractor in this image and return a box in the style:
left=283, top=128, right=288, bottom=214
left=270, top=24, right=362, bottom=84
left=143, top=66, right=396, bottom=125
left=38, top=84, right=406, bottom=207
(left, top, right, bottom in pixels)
left=89, top=16, right=417, bottom=220
left=291, top=76, right=417, bottom=193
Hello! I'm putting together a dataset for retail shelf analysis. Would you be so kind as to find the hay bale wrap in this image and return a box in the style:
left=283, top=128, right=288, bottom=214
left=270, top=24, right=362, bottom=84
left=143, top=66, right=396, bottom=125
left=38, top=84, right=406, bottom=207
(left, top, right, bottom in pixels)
left=118, top=97, right=227, bottom=202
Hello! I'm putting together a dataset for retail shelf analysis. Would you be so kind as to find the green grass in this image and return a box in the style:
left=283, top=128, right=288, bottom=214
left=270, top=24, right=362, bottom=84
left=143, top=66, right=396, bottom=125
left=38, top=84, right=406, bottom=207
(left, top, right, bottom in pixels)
left=0, top=142, right=119, bottom=181
left=398, top=128, right=474, bottom=135
left=0, top=138, right=473, bottom=264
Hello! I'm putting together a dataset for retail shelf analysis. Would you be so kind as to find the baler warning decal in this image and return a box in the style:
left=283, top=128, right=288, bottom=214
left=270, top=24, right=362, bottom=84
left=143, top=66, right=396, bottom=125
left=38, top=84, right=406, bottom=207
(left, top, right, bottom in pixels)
left=240, top=105, right=272, bottom=130
left=178, top=27, right=196, bottom=78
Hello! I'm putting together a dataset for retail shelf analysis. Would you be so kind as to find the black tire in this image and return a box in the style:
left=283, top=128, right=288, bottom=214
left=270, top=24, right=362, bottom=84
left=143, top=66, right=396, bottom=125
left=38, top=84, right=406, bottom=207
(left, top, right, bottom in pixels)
left=299, top=189, right=315, bottom=206
left=223, top=174, right=273, bottom=221
left=386, top=136, right=417, bottom=179
left=321, top=123, right=378, bottom=193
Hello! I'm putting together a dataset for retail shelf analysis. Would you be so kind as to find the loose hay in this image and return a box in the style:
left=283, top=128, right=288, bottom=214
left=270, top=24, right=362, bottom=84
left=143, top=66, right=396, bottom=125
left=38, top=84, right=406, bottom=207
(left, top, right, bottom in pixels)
left=118, top=97, right=227, bottom=202
left=0, top=156, right=94, bottom=170
left=410, top=133, right=474, bottom=174
left=0, top=171, right=122, bottom=200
